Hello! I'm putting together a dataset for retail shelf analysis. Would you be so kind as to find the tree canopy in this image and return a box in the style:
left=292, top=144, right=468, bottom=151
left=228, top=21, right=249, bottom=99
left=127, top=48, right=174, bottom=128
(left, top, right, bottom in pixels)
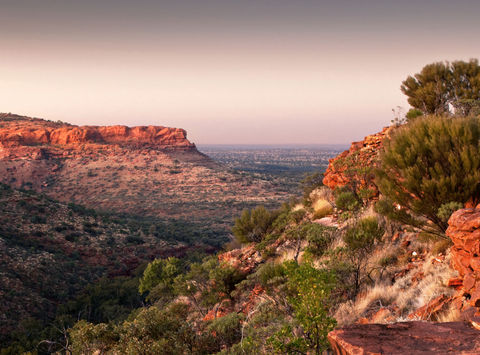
left=401, top=59, right=480, bottom=116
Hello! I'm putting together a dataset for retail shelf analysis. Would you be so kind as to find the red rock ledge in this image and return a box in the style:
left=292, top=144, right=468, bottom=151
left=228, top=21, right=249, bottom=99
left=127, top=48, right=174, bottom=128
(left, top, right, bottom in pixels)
left=0, top=113, right=196, bottom=158
left=328, top=321, right=480, bottom=354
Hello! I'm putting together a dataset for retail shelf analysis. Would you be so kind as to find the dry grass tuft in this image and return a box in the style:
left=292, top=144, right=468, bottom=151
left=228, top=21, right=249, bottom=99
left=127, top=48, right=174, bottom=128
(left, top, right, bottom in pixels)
left=312, top=199, right=334, bottom=219
left=334, top=253, right=457, bottom=326
left=309, top=187, right=333, bottom=204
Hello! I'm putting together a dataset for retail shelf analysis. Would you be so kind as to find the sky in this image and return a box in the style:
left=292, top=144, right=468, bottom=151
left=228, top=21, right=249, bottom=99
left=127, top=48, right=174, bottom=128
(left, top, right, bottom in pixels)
left=1, top=0, right=479, bottom=144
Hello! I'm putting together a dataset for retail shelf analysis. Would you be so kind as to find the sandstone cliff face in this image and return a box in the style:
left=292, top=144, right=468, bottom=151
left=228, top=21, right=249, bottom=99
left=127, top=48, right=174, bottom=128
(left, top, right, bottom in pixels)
left=447, top=206, right=480, bottom=315
left=322, top=126, right=392, bottom=195
left=0, top=113, right=195, bottom=160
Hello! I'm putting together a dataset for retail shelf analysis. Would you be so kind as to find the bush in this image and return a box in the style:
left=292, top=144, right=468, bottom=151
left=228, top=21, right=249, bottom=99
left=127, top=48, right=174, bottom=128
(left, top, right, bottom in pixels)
left=139, top=257, right=182, bottom=298
left=376, top=116, right=480, bottom=233
left=343, top=217, right=384, bottom=297
left=256, top=262, right=285, bottom=288
left=232, top=206, right=278, bottom=243
left=304, top=224, right=335, bottom=257
left=437, top=202, right=463, bottom=223
left=269, top=260, right=336, bottom=354
left=207, top=313, right=243, bottom=348
left=344, top=217, right=384, bottom=251
left=335, top=191, right=359, bottom=211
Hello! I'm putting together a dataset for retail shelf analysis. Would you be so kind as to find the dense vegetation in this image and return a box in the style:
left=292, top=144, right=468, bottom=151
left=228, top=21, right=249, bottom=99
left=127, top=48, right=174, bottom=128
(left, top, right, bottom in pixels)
left=376, top=115, right=480, bottom=234
left=66, top=189, right=390, bottom=354
left=0, top=184, right=219, bottom=354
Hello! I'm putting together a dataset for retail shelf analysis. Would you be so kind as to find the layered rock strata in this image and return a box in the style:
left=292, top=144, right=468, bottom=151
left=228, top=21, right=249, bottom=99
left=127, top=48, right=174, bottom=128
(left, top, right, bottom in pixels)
left=0, top=113, right=195, bottom=160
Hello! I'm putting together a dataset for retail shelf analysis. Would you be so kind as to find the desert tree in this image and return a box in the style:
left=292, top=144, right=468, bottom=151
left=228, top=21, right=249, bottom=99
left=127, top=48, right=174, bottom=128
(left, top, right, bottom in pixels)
left=401, top=59, right=480, bottom=116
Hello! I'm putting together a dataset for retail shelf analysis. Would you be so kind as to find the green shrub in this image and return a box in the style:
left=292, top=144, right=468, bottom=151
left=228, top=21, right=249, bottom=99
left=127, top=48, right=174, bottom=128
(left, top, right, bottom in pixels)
left=344, top=217, right=384, bottom=251
left=269, top=260, right=336, bottom=354
left=232, top=206, right=278, bottom=243
left=139, top=257, right=182, bottom=299
left=401, top=59, right=480, bottom=116
left=437, top=202, right=463, bottom=223
left=343, top=217, right=384, bottom=297
left=335, top=191, right=359, bottom=211
left=306, top=229, right=335, bottom=257
left=256, top=262, right=285, bottom=287
left=376, top=115, right=480, bottom=234
left=207, top=313, right=243, bottom=347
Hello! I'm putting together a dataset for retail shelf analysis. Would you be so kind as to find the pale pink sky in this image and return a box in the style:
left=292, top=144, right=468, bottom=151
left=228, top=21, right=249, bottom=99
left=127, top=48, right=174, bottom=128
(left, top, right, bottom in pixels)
left=1, top=0, right=479, bottom=144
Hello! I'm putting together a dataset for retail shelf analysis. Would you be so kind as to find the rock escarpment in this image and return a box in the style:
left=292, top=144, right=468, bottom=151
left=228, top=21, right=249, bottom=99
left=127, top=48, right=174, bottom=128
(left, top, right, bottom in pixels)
left=0, top=113, right=287, bottom=229
left=0, top=113, right=195, bottom=160
left=322, top=126, right=392, bottom=195
left=447, top=206, right=480, bottom=316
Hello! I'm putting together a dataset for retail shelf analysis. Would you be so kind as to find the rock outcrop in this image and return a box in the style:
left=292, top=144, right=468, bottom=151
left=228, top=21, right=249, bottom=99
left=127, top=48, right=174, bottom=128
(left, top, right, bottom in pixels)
left=322, top=127, right=392, bottom=195
left=0, top=113, right=195, bottom=160
left=447, top=205, right=480, bottom=315
left=328, top=321, right=480, bottom=355
left=218, top=244, right=263, bottom=274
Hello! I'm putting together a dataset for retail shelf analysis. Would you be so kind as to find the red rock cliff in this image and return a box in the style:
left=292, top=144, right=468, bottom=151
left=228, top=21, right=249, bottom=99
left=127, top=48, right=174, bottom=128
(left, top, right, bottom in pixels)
left=323, top=126, right=392, bottom=195
left=447, top=205, right=480, bottom=315
left=0, top=113, right=195, bottom=158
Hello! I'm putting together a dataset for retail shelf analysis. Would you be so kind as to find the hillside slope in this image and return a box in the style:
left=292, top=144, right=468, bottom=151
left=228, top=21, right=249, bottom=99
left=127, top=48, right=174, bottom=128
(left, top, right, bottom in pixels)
left=0, top=183, right=215, bottom=345
left=0, top=113, right=288, bottom=231
left=64, top=126, right=480, bottom=354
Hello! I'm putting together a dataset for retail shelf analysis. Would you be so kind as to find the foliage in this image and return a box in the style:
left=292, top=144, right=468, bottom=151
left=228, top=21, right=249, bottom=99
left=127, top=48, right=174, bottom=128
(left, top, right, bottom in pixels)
left=70, top=304, right=219, bottom=355
left=269, top=260, right=337, bottom=354
left=335, top=190, right=360, bottom=211
left=401, top=59, right=480, bottom=116
left=256, top=261, right=286, bottom=288
left=207, top=312, right=243, bottom=348
left=343, top=217, right=384, bottom=251
left=342, top=217, right=384, bottom=297
left=209, top=262, right=245, bottom=297
left=437, top=201, right=463, bottom=224
left=406, top=108, right=424, bottom=121
left=303, top=224, right=335, bottom=257
left=138, top=257, right=183, bottom=303
left=376, top=115, right=480, bottom=234
left=232, top=206, right=278, bottom=243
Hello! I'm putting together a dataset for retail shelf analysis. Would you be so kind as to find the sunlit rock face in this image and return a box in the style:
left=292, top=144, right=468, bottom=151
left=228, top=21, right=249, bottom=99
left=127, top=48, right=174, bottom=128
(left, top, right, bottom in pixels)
left=447, top=205, right=480, bottom=315
left=328, top=321, right=480, bottom=355
left=0, top=113, right=195, bottom=160
left=322, top=126, right=392, bottom=196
